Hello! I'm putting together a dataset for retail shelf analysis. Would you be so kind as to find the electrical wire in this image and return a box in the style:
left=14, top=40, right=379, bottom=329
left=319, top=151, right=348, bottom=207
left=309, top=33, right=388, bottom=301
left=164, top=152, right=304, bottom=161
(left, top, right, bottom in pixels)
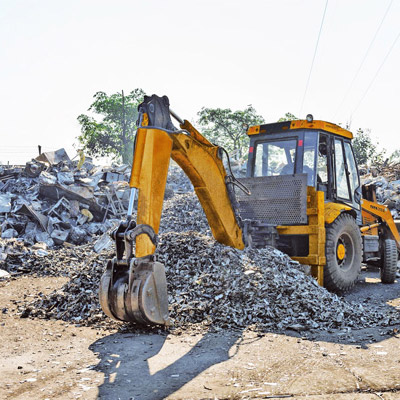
left=334, top=0, right=394, bottom=118
left=299, top=0, right=329, bottom=116
left=351, top=28, right=400, bottom=117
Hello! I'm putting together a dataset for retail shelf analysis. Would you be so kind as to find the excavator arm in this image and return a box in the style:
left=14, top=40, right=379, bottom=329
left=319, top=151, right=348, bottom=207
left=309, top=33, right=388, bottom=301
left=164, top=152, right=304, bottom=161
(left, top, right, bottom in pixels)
left=99, top=95, right=245, bottom=326
left=361, top=199, right=400, bottom=249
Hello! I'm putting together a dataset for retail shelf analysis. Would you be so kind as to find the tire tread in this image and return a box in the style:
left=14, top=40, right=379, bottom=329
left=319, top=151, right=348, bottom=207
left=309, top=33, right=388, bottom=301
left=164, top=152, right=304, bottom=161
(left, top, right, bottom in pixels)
left=324, top=214, right=362, bottom=292
left=380, top=239, right=398, bottom=284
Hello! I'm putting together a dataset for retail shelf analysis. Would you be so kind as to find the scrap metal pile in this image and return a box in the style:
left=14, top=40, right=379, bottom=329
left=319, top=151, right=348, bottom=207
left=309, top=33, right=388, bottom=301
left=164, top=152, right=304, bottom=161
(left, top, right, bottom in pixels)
left=1, top=193, right=397, bottom=334
left=361, top=162, right=400, bottom=219
left=0, top=149, right=133, bottom=248
left=1, top=152, right=400, bottom=333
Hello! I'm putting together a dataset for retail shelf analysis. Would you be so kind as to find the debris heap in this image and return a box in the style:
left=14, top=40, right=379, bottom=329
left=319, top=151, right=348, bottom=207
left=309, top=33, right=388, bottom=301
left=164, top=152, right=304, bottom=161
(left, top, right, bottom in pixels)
left=361, top=162, right=400, bottom=219
left=1, top=152, right=399, bottom=333
left=0, top=149, right=192, bottom=249
left=0, top=149, right=129, bottom=247
left=13, top=192, right=400, bottom=333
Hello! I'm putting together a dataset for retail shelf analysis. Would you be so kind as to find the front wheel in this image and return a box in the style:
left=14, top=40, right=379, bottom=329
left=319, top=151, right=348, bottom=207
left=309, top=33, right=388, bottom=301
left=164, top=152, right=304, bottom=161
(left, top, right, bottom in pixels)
left=380, top=239, right=398, bottom=284
left=324, top=214, right=362, bottom=292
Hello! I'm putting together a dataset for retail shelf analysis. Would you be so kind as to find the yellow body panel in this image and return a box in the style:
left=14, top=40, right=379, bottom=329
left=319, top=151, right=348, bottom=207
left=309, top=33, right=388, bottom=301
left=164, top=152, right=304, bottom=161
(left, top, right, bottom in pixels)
left=129, top=122, right=245, bottom=258
left=247, top=125, right=261, bottom=136
left=172, top=121, right=245, bottom=249
left=248, top=120, right=353, bottom=139
left=361, top=199, right=400, bottom=247
left=277, top=187, right=325, bottom=285
left=324, top=202, right=353, bottom=224
left=130, top=128, right=173, bottom=257
left=289, top=120, right=353, bottom=139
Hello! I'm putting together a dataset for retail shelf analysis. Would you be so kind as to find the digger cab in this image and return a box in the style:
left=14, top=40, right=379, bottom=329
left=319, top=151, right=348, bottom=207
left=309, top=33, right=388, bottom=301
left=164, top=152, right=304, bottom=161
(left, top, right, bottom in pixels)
left=245, top=117, right=361, bottom=215
left=236, top=117, right=366, bottom=291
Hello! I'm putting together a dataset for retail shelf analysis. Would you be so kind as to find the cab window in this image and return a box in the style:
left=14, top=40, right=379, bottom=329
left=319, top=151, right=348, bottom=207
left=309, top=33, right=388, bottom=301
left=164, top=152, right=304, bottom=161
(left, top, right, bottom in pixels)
left=334, top=139, right=350, bottom=200
left=302, top=131, right=317, bottom=186
left=254, top=139, right=297, bottom=177
left=317, top=134, right=328, bottom=185
left=344, top=141, right=359, bottom=199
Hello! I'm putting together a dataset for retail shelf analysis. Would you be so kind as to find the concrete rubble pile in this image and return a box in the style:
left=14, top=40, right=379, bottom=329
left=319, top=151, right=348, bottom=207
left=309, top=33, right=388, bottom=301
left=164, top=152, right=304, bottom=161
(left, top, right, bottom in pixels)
left=361, top=161, right=400, bottom=219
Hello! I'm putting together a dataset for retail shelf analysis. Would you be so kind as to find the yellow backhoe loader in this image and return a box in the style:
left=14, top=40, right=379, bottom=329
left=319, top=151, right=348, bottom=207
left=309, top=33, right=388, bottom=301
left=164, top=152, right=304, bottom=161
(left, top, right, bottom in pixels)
left=99, top=95, right=400, bottom=326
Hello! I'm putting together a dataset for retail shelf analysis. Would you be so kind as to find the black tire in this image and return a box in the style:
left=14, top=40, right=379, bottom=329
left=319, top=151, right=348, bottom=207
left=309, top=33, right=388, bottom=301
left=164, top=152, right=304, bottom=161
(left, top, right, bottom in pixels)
left=380, top=239, right=398, bottom=284
left=324, top=214, right=362, bottom=292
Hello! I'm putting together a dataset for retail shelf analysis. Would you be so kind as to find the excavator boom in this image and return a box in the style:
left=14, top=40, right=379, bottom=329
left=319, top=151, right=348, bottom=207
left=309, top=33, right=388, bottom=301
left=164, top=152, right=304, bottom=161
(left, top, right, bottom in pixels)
left=99, top=95, right=244, bottom=325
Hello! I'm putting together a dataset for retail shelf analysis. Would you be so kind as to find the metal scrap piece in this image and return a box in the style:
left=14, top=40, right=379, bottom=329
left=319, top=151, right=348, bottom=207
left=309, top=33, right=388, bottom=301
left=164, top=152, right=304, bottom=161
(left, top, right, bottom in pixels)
left=16, top=203, right=49, bottom=232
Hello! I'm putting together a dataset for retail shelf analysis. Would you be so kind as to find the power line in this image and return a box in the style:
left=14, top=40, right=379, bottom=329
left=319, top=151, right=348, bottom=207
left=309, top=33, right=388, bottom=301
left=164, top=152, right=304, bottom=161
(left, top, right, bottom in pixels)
left=334, top=0, right=394, bottom=118
left=299, top=0, right=329, bottom=116
left=351, top=28, right=400, bottom=117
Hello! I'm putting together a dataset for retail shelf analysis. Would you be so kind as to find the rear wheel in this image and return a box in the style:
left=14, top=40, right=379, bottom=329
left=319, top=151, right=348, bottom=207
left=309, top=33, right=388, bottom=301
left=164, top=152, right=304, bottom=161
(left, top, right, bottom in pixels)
left=324, top=214, right=362, bottom=292
left=380, top=239, right=398, bottom=284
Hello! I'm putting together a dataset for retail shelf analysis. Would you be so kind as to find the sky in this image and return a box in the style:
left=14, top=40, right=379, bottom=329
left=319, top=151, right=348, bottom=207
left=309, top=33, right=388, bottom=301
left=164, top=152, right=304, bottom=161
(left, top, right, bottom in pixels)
left=1, top=0, right=399, bottom=164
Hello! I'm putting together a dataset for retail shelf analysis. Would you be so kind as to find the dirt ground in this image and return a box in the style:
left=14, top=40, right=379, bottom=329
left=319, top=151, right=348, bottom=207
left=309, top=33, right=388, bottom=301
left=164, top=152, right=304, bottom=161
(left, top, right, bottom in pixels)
left=1, top=267, right=400, bottom=400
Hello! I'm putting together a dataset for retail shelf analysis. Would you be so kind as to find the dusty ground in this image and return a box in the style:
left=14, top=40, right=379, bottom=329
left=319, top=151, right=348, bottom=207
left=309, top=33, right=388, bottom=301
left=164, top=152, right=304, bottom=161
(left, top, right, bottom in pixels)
left=1, top=268, right=400, bottom=400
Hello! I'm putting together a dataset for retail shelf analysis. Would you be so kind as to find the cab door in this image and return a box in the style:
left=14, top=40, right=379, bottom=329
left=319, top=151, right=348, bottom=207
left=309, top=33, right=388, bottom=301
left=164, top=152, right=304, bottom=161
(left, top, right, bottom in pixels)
left=333, top=137, right=361, bottom=211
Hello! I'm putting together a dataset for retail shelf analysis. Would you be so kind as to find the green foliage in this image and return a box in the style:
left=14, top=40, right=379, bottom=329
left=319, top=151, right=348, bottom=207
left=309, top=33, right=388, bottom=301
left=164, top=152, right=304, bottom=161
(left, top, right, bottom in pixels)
left=197, top=106, right=265, bottom=160
left=278, top=112, right=298, bottom=122
left=352, top=128, right=386, bottom=166
left=77, top=89, right=145, bottom=164
left=389, top=149, right=400, bottom=163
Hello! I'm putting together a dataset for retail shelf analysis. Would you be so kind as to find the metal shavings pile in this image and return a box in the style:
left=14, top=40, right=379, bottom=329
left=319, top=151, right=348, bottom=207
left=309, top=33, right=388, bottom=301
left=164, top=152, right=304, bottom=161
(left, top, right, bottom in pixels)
left=158, top=232, right=399, bottom=331
left=19, top=250, right=113, bottom=326
left=160, top=192, right=210, bottom=234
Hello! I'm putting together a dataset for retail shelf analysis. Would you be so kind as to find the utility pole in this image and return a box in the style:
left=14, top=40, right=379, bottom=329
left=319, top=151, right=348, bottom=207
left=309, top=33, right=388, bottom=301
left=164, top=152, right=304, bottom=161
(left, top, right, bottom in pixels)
left=121, top=90, right=127, bottom=163
left=122, top=90, right=126, bottom=143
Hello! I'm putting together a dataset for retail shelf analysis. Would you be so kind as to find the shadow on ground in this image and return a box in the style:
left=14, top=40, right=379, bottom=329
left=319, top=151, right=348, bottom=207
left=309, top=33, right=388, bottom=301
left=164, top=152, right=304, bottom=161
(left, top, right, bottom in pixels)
left=89, top=328, right=250, bottom=400
left=89, top=266, right=400, bottom=399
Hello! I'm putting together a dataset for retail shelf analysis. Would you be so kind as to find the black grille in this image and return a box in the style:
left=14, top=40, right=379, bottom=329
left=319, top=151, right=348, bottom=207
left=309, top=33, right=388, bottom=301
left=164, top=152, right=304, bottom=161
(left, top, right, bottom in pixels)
left=236, top=174, right=308, bottom=225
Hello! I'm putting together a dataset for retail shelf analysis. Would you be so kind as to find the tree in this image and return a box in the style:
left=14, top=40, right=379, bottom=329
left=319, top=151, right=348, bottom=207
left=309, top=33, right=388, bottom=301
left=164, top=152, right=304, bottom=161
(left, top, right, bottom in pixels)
left=389, top=149, right=400, bottom=163
left=352, top=128, right=386, bottom=166
left=278, top=112, right=298, bottom=122
left=77, top=89, right=145, bottom=164
left=197, top=106, right=265, bottom=161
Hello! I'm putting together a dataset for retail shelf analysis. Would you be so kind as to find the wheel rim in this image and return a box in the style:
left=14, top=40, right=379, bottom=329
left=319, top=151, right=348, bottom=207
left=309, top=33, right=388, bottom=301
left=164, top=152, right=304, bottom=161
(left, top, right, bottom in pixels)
left=336, top=232, right=354, bottom=271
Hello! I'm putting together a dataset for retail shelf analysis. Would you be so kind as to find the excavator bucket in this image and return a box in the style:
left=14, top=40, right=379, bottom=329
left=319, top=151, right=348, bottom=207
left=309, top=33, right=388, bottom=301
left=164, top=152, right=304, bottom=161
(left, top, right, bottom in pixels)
left=99, top=214, right=171, bottom=326
left=99, top=258, right=170, bottom=325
